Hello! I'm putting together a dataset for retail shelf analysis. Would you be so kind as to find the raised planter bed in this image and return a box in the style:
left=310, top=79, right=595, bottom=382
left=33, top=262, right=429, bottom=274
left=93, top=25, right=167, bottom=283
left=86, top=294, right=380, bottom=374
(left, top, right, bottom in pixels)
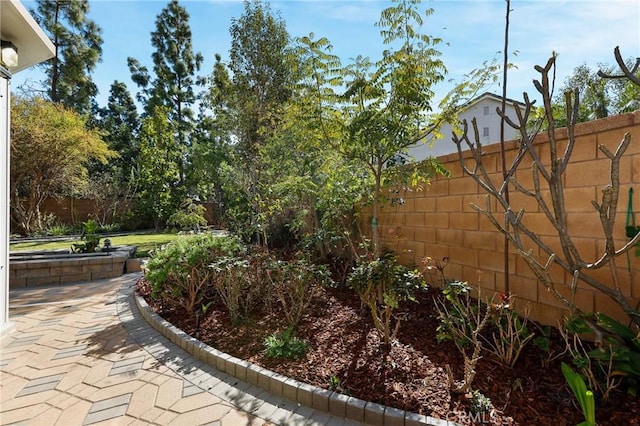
left=9, top=246, right=137, bottom=288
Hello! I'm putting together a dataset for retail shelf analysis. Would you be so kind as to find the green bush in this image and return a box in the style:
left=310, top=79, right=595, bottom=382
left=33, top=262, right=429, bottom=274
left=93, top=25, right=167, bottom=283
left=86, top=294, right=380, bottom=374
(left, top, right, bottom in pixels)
left=72, top=219, right=101, bottom=253
left=168, top=198, right=208, bottom=231
left=347, top=251, right=426, bottom=346
left=265, top=257, right=332, bottom=328
left=145, top=233, right=244, bottom=314
left=264, top=326, right=309, bottom=359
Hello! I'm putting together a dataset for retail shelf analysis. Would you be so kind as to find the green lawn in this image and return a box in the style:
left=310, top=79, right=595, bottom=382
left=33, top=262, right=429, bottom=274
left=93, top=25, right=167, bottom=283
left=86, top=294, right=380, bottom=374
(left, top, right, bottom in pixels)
left=10, top=232, right=182, bottom=258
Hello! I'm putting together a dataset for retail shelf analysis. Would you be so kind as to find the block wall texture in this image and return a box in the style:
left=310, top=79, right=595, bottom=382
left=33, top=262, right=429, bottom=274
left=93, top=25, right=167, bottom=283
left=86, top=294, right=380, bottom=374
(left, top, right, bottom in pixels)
left=367, top=111, right=640, bottom=326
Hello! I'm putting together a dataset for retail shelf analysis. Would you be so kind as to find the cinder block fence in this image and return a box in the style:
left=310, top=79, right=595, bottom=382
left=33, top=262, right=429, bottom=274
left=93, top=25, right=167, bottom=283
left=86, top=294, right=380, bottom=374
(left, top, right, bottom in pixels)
left=366, top=111, right=640, bottom=326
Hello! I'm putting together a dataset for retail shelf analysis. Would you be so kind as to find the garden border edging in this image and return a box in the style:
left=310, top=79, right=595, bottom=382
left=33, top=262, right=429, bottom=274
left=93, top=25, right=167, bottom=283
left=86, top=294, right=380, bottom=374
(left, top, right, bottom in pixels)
left=134, top=293, right=456, bottom=426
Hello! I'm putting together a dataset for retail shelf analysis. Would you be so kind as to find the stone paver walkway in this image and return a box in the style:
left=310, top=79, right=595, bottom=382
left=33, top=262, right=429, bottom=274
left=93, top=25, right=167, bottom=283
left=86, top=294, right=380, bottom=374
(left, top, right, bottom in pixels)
left=1, top=273, right=358, bottom=426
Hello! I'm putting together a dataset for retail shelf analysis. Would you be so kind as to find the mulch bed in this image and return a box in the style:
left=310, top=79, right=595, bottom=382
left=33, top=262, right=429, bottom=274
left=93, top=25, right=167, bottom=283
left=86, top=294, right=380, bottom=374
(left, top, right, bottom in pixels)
left=143, top=285, right=639, bottom=425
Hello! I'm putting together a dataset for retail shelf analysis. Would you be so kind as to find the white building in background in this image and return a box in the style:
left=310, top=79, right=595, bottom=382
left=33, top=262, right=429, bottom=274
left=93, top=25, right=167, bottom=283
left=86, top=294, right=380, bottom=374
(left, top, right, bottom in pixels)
left=1, top=0, right=55, bottom=333
left=408, top=92, right=527, bottom=161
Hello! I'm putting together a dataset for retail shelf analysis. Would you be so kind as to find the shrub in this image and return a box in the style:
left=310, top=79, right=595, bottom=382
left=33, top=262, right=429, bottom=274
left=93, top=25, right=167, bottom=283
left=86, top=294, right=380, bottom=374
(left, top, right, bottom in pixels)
left=347, top=251, right=426, bottom=346
left=210, top=256, right=255, bottom=325
left=72, top=219, right=101, bottom=253
left=145, top=233, right=244, bottom=315
left=266, top=257, right=332, bottom=328
left=264, top=326, right=309, bottom=359
left=168, top=198, right=208, bottom=231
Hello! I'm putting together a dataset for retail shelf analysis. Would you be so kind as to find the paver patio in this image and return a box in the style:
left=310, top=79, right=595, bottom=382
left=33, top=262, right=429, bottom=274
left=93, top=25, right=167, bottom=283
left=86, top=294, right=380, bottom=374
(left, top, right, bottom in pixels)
left=1, top=273, right=361, bottom=425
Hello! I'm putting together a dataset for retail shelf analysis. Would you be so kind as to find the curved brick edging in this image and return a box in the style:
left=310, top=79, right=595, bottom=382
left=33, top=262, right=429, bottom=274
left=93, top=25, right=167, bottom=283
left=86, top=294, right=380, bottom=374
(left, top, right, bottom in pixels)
left=134, top=293, right=455, bottom=426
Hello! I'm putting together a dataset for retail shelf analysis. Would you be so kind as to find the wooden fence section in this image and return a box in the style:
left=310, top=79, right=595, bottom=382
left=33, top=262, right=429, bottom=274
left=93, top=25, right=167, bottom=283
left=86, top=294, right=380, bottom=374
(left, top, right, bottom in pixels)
left=366, top=111, right=640, bottom=326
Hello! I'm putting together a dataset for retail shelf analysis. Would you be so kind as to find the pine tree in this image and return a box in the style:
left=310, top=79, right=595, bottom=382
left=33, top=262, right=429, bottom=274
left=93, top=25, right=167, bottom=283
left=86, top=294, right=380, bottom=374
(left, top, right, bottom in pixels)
left=32, top=0, right=103, bottom=115
left=127, top=0, right=203, bottom=186
left=97, top=81, right=140, bottom=184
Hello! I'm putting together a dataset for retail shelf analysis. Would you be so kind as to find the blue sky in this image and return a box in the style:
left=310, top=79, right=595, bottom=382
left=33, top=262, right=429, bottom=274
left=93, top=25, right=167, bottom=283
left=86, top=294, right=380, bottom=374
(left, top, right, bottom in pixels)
left=11, top=0, right=640, bottom=110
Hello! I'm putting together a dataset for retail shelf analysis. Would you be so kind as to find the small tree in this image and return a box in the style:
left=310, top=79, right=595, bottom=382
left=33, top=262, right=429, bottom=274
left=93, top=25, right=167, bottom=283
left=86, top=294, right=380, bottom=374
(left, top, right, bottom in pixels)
left=10, top=96, right=115, bottom=235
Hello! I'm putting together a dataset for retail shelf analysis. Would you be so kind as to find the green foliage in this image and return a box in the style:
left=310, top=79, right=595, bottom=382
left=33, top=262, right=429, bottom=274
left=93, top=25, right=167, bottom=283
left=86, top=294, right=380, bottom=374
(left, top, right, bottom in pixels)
left=145, top=233, right=244, bottom=315
left=437, top=281, right=534, bottom=367
left=328, top=375, right=342, bottom=392
left=94, top=81, right=140, bottom=189
left=567, top=312, right=640, bottom=389
left=209, top=255, right=257, bottom=325
left=72, top=219, right=101, bottom=253
left=484, top=295, right=534, bottom=367
left=436, top=280, right=475, bottom=346
left=136, top=106, right=181, bottom=230
left=561, top=362, right=597, bottom=426
left=128, top=0, right=203, bottom=188
left=347, top=251, right=426, bottom=346
left=265, top=257, right=332, bottom=327
left=31, top=0, right=103, bottom=115
left=10, top=96, right=116, bottom=235
left=226, top=0, right=295, bottom=245
left=264, top=326, right=309, bottom=360
left=168, top=198, right=208, bottom=231
left=470, top=390, right=492, bottom=415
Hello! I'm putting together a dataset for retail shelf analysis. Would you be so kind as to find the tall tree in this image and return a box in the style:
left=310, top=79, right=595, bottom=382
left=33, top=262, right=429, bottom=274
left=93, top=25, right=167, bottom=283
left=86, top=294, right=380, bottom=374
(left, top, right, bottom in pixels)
left=97, top=81, right=140, bottom=184
left=10, top=96, right=115, bottom=235
left=31, top=0, right=103, bottom=115
left=187, top=55, right=232, bottom=203
left=127, top=0, right=203, bottom=187
left=227, top=0, right=295, bottom=243
left=136, top=107, right=181, bottom=230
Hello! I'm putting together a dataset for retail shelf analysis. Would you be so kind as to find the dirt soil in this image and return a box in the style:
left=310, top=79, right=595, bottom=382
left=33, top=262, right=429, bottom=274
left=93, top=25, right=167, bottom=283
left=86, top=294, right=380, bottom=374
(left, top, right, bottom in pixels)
left=143, top=285, right=639, bottom=425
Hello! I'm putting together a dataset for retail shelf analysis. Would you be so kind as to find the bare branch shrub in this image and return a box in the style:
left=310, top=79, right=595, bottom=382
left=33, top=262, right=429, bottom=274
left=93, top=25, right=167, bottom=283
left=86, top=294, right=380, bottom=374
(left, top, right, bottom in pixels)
left=452, top=54, right=640, bottom=328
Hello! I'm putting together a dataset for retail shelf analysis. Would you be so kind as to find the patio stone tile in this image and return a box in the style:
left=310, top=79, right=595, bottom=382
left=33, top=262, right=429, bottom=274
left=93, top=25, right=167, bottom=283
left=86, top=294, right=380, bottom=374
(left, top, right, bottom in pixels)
left=219, top=408, right=267, bottom=426
left=125, top=382, right=159, bottom=418
left=182, top=379, right=204, bottom=397
left=16, top=373, right=65, bottom=397
left=7, top=334, right=43, bottom=347
left=86, top=380, right=146, bottom=403
left=0, top=402, right=50, bottom=424
left=155, top=377, right=183, bottom=409
left=52, top=344, right=87, bottom=360
left=84, top=393, right=132, bottom=425
left=109, top=355, right=145, bottom=376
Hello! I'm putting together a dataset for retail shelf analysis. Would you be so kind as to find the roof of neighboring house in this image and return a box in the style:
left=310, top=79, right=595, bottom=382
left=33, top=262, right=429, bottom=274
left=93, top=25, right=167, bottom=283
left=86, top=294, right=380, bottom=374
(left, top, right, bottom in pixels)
left=461, top=91, right=527, bottom=111
left=0, top=0, right=54, bottom=73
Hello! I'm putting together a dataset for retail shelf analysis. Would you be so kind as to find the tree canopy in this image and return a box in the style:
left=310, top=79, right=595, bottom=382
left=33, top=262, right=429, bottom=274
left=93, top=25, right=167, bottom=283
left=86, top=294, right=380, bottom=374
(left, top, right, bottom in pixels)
left=31, top=0, right=103, bottom=115
left=10, top=96, right=115, bottom=234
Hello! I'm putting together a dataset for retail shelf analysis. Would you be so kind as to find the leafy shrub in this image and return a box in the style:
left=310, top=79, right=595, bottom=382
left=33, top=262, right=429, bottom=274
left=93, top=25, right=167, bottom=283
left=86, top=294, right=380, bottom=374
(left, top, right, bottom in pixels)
left=145, top=233, right=244, bottom=315
left=72, top=219, right=101, bottom=253
left=168, top=198, right=208, bottom=231
left=347, top=251, right=426, bottom=346
left=210, top=256, right=255, bottom=325
left=565, top=312, right=640, bottom=398
left=436, top=280, right=491, bottom=393
left=266, top=257, right=332, bottom=328
left=264, top=326, right=309, bottom=359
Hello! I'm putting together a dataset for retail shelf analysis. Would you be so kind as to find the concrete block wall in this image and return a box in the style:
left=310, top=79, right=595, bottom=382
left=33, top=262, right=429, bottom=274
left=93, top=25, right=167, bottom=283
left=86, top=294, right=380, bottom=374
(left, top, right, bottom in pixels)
left=368, top=111, right=640, bottom=326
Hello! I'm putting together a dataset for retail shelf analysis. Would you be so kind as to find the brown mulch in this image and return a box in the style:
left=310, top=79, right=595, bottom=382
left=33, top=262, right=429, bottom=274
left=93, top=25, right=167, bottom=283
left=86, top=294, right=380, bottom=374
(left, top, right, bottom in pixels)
left=144, top=285, right=639, bottom=425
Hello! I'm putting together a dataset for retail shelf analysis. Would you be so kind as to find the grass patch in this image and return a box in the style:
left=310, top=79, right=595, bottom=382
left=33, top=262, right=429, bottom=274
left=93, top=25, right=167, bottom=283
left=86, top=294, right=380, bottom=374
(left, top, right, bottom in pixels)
left=10, top=232, right=181, bottom=258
